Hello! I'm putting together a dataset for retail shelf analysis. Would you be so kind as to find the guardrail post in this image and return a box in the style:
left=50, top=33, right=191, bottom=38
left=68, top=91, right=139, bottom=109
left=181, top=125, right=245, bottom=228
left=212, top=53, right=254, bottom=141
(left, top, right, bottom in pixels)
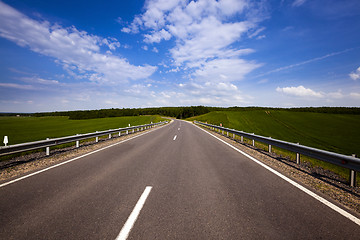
left=108, top=133, right=112, bottom=139
left=241, top=136, right=243, bottom=143
left=350, top=154, right=357, bottom=187
left=233, top=132, right=235, bottom=139
left=227, top=131, right=229, bottom=137
left=252, top=134, right=255, bottom=147
left=132, top=129, right=135, bottom=133
left=46, top=138, right=50, bottom=156
left=126, top=130, right=129, bottom=135
left=119, top=131, right=121, bottom=137
left=268, top=137, right=272, bottom=153
left=3, top=136, right=8, bottom=146
left=76, top=135, right=80, bottom=148
left=296, top=143, right=300, bottom=164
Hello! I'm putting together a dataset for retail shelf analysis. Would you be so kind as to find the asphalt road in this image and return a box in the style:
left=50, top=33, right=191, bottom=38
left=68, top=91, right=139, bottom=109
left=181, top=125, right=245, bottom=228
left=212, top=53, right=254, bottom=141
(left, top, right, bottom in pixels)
left=0, top=120, right=359, bottom=239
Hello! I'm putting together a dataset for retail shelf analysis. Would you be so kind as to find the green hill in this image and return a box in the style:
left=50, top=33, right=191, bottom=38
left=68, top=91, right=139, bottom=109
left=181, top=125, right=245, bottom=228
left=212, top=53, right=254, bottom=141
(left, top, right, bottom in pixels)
left=189, top=110, right=360, bottom=157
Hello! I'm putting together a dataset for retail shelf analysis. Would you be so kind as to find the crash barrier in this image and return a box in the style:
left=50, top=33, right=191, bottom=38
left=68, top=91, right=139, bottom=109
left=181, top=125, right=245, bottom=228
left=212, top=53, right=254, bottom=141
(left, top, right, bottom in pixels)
left=194, top=121, right=359, bottom=187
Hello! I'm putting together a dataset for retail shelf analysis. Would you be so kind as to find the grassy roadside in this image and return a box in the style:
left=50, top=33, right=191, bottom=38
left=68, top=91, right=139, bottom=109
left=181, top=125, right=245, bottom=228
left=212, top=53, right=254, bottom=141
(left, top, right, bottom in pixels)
left=188, top=110, right=360, bottom=184
left=188, top=110, right=360, bottom=156
left=0, top=115, right=165, bottom=145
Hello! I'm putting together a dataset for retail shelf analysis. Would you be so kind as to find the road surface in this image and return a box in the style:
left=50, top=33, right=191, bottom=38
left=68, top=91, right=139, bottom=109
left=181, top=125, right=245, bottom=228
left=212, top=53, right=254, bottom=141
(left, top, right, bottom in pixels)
left=1, top=120, right=359, bottom=239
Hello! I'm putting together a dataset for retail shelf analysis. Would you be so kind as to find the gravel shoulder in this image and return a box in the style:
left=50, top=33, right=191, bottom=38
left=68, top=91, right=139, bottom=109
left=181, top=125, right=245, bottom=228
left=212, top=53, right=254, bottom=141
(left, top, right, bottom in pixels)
left=0, top=125, right=165, bottom=183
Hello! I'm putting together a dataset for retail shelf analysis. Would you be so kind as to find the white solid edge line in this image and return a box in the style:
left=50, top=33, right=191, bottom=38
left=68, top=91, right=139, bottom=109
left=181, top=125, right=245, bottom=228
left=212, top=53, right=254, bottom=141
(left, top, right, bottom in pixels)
left=194, top=124, right=360, bottom=226
left=0, top=124, right=169, bottom=188
left=115, top=186, right=152, bottom=240
left=173, top=135, right=177, bottom=141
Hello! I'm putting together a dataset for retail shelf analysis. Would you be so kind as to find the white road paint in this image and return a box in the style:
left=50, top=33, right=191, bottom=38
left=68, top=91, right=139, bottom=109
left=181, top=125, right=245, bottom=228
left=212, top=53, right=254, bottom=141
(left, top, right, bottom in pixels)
left=0, top=123, right=169, bottom=188
left=194, top=124, right=360, bottom=226
left=178, top=128, right=180, bottom=130
left=115, top=186, right=152, bottom=240
left=173, top=135, right=177, bottom=141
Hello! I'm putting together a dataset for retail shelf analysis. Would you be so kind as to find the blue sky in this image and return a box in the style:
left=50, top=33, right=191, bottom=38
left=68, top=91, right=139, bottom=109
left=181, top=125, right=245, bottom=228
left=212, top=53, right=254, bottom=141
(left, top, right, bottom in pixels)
left=0, top=0, right=359, bottom=112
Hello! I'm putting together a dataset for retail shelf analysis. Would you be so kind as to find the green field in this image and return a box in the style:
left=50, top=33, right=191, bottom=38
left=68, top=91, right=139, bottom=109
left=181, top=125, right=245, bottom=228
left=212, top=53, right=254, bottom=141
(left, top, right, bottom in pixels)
left=0, top=115, right=164, bottom=145
left=189, top=110, right=360, bottom=182
left=189, top=110, right=360, bottom=157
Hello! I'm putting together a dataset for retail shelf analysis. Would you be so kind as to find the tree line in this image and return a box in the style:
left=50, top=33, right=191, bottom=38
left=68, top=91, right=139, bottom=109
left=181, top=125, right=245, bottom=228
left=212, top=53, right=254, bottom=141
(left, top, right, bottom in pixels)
left=33, top=106, right=219, bottom=119
left=2, top=106, right=359, bottom=120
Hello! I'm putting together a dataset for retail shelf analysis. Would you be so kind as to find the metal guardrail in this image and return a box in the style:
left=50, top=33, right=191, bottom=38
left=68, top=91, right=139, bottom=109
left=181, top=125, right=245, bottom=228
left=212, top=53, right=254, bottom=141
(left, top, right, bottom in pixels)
left=0, top=121, right=168, bottom=157
left=194, top=121, right=359, bottom=186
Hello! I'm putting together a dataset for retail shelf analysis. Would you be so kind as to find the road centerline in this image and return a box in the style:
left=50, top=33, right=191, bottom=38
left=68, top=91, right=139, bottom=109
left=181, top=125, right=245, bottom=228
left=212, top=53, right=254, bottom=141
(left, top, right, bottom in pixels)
left=115, top=186, right=153, bottom=240
left=173, top=135, right=177, bottom=141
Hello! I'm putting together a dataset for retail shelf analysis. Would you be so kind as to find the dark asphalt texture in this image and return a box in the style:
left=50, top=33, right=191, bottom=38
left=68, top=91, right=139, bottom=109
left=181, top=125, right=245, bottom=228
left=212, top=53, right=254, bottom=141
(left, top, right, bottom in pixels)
left=0, top=120, right=359, bottom=239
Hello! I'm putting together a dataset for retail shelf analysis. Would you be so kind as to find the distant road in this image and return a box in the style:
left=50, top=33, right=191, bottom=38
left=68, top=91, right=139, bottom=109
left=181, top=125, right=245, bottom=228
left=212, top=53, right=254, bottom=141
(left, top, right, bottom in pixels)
left=1, top=120, right=359, bottom=239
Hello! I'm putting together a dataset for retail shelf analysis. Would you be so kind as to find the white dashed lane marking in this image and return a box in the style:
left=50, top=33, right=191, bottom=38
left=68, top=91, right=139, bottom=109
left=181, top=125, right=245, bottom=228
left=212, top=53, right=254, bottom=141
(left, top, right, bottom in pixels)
left=115, top=186, right=153, bottom=240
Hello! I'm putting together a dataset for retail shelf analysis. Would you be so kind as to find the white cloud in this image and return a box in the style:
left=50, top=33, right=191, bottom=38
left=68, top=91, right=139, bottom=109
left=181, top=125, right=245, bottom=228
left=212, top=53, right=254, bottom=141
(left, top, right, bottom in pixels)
left=153, top=81, right=250, bottom=106
left=141, top=0, right=182, bottom=30
left=327, top=90, right=344, bottom=99
left=282, top=26, right=294, bottom=32
left=256, top=49, right=353, bottom=78
left=0, top=1, right=157, bottom=85
left=102, top=38, right=120, bottom=50
left=257, top=79, right=268, bottom=84
left=0, top=83, right=35, bottom=90
left=121, top=27, right=131, bottom=33
left=124, top=84, right=152, bottom=95
left=115, top=17, right=123, bottom=24
left=272, top=87, right=360, bottom=106
left=21, top=77, right=59, bottom=85
left=193, top=58, right=261, bottom=82
left=248, top=27, right=265, bottom=38
left=144, top=29, right=171, bottom=43
left=292, top=0, right=307, bottom=7
left=168, top=67, right=180, bottom=73
left=276, top=86, right=324, bottom=98
left=349, top=66, right=360, bottom=80
left=124, top=0, right=264, bottom=82
left=169, top=17, right=254, bottom=67
left=350, top=92, right=360, bottom=99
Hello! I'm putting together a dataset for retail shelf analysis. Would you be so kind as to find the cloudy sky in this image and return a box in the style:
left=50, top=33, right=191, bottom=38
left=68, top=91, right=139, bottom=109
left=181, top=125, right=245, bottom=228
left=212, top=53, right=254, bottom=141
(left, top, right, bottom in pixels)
left=0, top=0, right=359, bottom=112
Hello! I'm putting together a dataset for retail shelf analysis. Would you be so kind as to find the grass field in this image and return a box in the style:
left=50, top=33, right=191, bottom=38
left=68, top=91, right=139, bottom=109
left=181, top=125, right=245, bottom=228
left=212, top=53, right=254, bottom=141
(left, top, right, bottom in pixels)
left=189, top=110, right=360, bottom=157
left=0, top=115, right=164, bottom=145
left=188, top=110, right=360, bottom=183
